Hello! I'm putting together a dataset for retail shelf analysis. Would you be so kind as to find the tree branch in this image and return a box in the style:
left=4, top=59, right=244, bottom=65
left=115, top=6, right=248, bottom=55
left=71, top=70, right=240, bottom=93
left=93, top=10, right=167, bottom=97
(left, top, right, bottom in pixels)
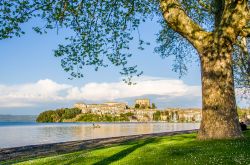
left=160, top=0, right=211, bottom=52
left=218, top=0, right=250, bottom=42
left=197, top=0, right=213, bottom=13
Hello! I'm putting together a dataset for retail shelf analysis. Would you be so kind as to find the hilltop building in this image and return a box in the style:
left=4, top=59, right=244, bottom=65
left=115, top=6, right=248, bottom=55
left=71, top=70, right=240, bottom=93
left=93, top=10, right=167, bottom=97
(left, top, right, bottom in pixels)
left=135, top=98, right=150, bottom=108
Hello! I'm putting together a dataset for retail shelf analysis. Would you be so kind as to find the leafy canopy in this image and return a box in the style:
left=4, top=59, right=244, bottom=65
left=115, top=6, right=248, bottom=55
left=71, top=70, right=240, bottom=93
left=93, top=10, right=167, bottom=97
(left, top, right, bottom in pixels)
left=0, top=0, right=249, bottom=88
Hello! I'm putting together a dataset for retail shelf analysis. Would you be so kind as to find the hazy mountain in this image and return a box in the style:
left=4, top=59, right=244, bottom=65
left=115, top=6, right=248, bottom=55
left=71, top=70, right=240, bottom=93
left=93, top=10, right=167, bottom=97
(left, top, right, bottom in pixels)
left=0, top=115, right=37, bottom=122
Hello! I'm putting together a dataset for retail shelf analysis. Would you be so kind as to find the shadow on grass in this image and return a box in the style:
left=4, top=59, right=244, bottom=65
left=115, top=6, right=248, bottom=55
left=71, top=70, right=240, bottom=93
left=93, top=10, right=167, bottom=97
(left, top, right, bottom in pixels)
left=92, top=138, right=158, bottom=165
left=6, top=131, right=250, bottom=165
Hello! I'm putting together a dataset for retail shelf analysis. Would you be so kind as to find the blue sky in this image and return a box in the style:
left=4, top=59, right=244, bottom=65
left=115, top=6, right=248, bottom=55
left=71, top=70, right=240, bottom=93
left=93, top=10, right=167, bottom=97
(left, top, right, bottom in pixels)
left=0, top=19, right=245, bottom=115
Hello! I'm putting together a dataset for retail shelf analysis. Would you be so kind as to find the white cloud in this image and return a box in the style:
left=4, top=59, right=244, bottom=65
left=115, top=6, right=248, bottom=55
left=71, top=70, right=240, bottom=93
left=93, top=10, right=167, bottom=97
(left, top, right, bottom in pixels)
left=66, top=77, right=201, bottom=101
left=0, top=79, right=71, bottom=108
left=0, top=77, right=202, bottom=108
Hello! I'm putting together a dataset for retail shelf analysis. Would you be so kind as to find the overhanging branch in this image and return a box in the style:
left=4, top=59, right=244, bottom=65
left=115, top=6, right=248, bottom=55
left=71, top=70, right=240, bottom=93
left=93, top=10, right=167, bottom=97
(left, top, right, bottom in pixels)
left=160, top=0, right=211, bottom=52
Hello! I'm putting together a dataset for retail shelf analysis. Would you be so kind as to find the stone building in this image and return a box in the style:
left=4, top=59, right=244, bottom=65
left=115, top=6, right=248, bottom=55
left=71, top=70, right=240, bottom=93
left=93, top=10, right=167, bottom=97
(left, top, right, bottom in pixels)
left=132, top=109, right=156, bottom=121
left=163, top=108, right=202, bottom=122
left=74, top=102, right=89, bottom=113
left=74, top=102, right=127, bottom=114
left=135, top=98, right=150, bottom=108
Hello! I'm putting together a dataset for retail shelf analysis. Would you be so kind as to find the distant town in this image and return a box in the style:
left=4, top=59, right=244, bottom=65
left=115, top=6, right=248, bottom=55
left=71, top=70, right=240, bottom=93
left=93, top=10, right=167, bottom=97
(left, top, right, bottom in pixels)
left=73, top=99, right=202, bottom=122
left=37, top=99, right=200, bottom=122
left=36, top=98, right=250, bottom=123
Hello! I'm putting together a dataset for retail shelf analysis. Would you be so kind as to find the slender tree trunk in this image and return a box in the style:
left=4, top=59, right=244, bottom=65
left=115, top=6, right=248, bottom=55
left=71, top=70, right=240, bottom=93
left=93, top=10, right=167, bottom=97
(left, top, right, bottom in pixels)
left=197, top=44, right=243, bottom=140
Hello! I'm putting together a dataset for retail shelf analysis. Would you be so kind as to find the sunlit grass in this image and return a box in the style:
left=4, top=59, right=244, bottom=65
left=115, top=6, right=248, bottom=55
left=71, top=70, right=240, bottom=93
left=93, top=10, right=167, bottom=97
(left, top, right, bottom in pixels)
left=13, top=130, right=250, bottom=165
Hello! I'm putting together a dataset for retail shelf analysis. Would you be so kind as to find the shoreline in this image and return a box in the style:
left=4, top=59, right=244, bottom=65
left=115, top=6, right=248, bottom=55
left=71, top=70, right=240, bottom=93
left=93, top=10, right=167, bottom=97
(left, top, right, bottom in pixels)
left=0, top=129, right=198, bottom=162
left=37, top=121, right=201, bottom=123
left=0, top=121, right=200, bottom=123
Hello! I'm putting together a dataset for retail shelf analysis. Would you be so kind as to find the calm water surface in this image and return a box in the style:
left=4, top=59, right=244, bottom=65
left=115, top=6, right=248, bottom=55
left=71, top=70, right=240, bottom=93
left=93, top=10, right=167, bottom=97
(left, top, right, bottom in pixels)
left=0, top=122, right=200, bottom=148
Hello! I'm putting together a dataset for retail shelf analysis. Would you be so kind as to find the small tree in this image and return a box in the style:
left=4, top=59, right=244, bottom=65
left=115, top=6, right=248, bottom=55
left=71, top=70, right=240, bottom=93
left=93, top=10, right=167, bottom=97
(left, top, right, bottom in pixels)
left=152, top=103, right=157, bottom=109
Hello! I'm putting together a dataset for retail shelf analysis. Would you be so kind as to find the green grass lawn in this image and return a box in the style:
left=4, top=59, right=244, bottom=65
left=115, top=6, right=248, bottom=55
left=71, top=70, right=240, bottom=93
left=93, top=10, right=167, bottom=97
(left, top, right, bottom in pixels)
left=13, top=130, right=250, bottom=165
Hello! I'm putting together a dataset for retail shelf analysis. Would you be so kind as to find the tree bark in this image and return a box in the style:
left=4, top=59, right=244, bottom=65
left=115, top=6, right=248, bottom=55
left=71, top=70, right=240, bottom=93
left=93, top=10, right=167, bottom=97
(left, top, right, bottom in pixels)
left=160, top=0, right=249, bottom=140
left=197, top=44, right=243, bottom=140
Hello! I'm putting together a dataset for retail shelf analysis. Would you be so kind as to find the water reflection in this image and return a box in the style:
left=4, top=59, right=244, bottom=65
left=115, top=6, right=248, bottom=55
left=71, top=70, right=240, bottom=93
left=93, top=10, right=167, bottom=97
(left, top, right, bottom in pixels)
left=0, top=122, right=200, bottom=148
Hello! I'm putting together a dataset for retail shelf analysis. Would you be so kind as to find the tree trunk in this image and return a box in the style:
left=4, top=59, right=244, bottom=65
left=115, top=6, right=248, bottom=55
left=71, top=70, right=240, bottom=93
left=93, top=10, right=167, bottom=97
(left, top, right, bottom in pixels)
left=160, top=0, right=249, bottom=140
left=197, top=45, right=243, bottom=140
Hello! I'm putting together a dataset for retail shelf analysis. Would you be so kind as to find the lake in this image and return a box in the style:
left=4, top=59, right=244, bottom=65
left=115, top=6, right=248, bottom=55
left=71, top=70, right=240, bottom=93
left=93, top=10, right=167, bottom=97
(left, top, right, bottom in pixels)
left=0, top=122, right=200, bottom=148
